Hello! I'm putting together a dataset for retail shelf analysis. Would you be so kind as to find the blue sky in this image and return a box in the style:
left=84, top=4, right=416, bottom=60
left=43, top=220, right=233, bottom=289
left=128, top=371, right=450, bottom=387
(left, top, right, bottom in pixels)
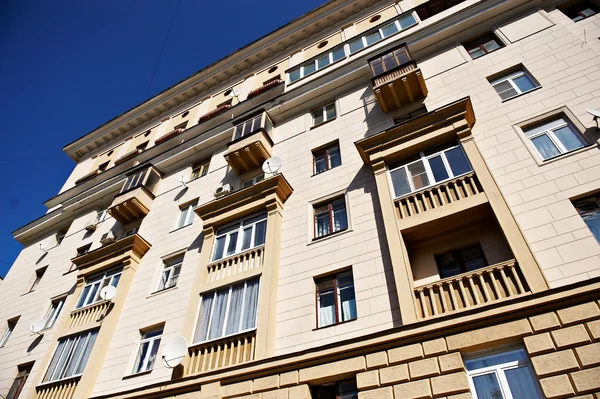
left=0, top=0, right=326, bottom=278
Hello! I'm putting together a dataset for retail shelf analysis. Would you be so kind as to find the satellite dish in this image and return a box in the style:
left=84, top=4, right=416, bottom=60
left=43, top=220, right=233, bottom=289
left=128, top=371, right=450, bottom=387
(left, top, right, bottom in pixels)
left=178, top=175, right=188, bottom=188
left=30, top=320, right=45, bottom=334
left=586, top=109, right=600, bottom=118
left=162, top=336, right=188, bottom=368
left=100, top=285, right=117, bottom=301
left=229, top=89, right=240, bottom=98
left=262, top=157, right=282, bottom=175
left=39, top=243, right=48, bottom=253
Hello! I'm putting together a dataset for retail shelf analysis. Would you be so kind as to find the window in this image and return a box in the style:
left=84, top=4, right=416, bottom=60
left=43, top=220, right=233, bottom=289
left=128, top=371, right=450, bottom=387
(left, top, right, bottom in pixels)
left=122, top=169, right=147, bottom=192
left=524, top=116, right=587, bottom=160
left=316, top=271, right=357, bottom=328
left=56, top=226, right=69, bottom=246
left=312, top=103, right=337, bottom=126
left=43, top=329, right=99, bottom=382
left=369, top=46, right=412, bottom=76
left=212, top=213, right=267, bottom=261
left=559, top=1, right=598, bottom=21
left=6, top=363, right=33, bottom=399
left=314, top=197, right=348, bottom=238
left=98, top=161, right=109, bottom=172
left=176, top=200, right=198, bottom=229
left=174, top=121, right=188, bottom=131
left=123, top=226, right=139, bottom=237
left=157, top=255, right=183, bottom=291
left=0, top=318, right=18, bottom=347
left=76, top=244, right=91, bottom=257
left=436, top=244, right=487, bottom=279
left=464, top=33, right=504, bottom=59
left=43, top=297, right=66, bottom=329
left=121, top=167, right=160, bottom=194
left=136, top=141, right=149, bottom=152
left=28, top=266, right=47, bottom=293
left=312, top=380, right=358, bottom=399
left=233, top=113, right=272, bottom=141
left=75, top=267, right=122, bottom=309
left=573, top=193, right=600, bottom=243
left=193, top=277, right=260, bottom=343
left=190, top=161, right=210, bottom=180
left=289, top=45, right=346, bottom=83
left=489, top=68, right=539, bottom=100
left=466, top=348, right=542, bottom=398
left=313, top=143, right=342, bottom=174
left=242, top=174, right=264, bottom=188
left=132, top=326, right=163, bottom=374
left=388, top=140, right=472, bottom=198
left=96, top=209, right=108, bottom=223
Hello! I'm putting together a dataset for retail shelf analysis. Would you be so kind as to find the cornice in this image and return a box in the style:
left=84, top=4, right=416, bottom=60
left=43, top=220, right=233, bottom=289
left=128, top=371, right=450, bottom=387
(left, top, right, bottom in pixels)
left=71, top=234, right=151, bottom=275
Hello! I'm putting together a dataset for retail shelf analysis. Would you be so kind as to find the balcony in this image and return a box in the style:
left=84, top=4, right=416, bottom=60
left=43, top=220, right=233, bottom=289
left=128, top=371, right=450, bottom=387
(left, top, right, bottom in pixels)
left=224, top=113, right=274, bottom=175
left=207, top=245, right=264, bottom=284
left=108, top=166, right=161, bottom=225
left=186, top=331, right=256, bottom=375
left=368, top=44, right=428, bottom=113
left=36, top=376, right=79, bottom=399
left=68, top=300, right=111, bottom=330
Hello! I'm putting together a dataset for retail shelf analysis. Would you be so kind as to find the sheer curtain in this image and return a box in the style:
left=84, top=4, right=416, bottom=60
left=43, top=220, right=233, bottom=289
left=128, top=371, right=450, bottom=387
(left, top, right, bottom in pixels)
left=225, top=284, right=244, bottom=335
left=316, top=212, right=330, bottom=237
left=530, top=135, right=560, bottom=159
left=472, top=373, right=504, bottom=399
left=195, top=295, right=214, bottom=342
left=146, top=338, right=161, bottom=371
left=208, top=290, right=228, bottom=340
left=339, top=285, right=357, bottom=321
left=241, top=279, right=260, bottom=330
left=583, top=210, right=600, bottom=242
left=74, top=330, right=98, bottom=375
left=333, top=203, right=347, bottom=232
left=45, top=339, right=66, bottom=381
left=505, top=367, right=540, bottom=398
left=318, top=290, right=335, bottom=327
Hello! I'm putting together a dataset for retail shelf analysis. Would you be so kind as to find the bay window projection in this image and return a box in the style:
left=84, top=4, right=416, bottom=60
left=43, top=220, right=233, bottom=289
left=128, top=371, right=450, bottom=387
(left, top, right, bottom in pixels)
left=75, top=267, right=122, bottom=309
left=314, top=198, right=348, bottom=238
left=316, top=271, right=357, bottom=328
left=43, top=329, right=99, bottom=382
left=388, top=140, right=472, bottom=198
left=132, top=326, right=163, bottom=374
left=43, top=297, right=66, bottom=329
left=465, top=348, right=541, bottom=399
left=157, top=254, right=183, bottom=291
left=212, top=213, right=267, bottom=261
left=193, top=277, right=260, bottom=343
left=523, top=116, right=587, bottom=160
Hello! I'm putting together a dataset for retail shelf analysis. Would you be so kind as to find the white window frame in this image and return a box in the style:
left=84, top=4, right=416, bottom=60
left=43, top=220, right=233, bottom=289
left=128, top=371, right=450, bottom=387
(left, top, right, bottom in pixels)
left=490, top=69, right=539, bottom=101
left=43, top=329, right=98, bottom=382
left=0, top=319, right=17, bottom=347
left=156, top=254, right=183, bottom=292
left=176, top=200, right=198, bottom=229
left=211, top=213, right=267, bottom=261
left=75, top=267, right=122, bottom=309
left=466, top=347, right=542, bottom=399
left=311, top=103, right=337, bottom=126
left=193, top=277, right=261, bottom=344
left=524, top=116, right=587, bottom=161
left=387, top=141, right=472, bottom=199
left=43, top=297, right=66, bottom=330
left=131, top=326, right=163, bottom=374
left=96, top=209, right=108, bottom=223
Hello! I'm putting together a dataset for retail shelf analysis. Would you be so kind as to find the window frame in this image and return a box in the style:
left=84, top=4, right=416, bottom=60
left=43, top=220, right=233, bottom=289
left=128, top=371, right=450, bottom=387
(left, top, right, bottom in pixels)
left=435, top=244, right=488, bottom=279
left=75, top=267, right=122, bottom=309
left=560, top=1, right=599, bottom=21
left=463, top=33, right=504, bottom=60
left=313, top=143, right=342, bottom=175
left=42, top=329, right=98, bottom=383
left=0, top=318, right=18, bottom=348
left=131, top=326, right=163, bottom=375
left=573, top=193, right=600, bottom=243
left=313, top=197, right=349, bottom=239
left=523, top=116, right=588, bottom=161
left=387, top=141, right=472, bottom=199
left=190, top=161, right=210, bottom=181
left=156, top=254, right=184, bottom=292
left=43, top=297, right=66, bottom=330
left=489, top=68, right=540, bottom=101
left=6, top=363, right=33, bottom=399
left=192, top=277, right=261, bottom=344
left=28, top=266, right=47, bottom=293
left=211, top=213, right=268, bottom=262
left=311, top=103, right=337, bottom=127
left=175, top=200, right=198, bottom=229
left=311, top=379, right=358, bottom=399
left=465, top=347, right=542, bottom=399
left=315, top=271, right=357, bottom=329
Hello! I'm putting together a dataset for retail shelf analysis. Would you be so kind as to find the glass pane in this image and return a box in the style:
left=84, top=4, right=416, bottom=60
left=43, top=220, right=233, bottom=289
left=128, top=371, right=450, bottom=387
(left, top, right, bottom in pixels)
left=365, top=31, right=381, bottom=46
left=226, top=232, right=238, bottom=256
left=445, top=147, right=471, bottom=176
left=390, top=167, right=411, bottom=197
left=348, top=38, right=364, bottom=53
left=582, top=211, right=600, bottom=243
left=553, top=126, right=585, bottom=151
left=371, top=59, right=384, bottom=76
left=505, top=366, right=541, bottom=399
left=332, top=201, right=348, bottom=232
left=472, top=373, right=505, bottom=399
left=326, top=104, right=336, bottom=120
left=428, top=155, right=449, bottom=182
left=513, top=74, right=536, bottom=93
left=381, top=22, right=398, bottom=37
left=313, top=109, right=324, bottom=125
left=110, top=273, right=121, bottom=288
left=393, top=49, right=410, bottom=65
left=316, top=212, right=331, bottom=237
left=332, top=47, right=345, bottom=62
left=329, top=146, right=341, bottom=168
left=77, top=285, right=91, bottom=308
left=580, top=7, right=596, bottom=16
left=499, top=87, right=519, bottom=100
left=241, top=226, right=253, bottom=251
left=460, top=245, right=486, bottom=272
left=408, top=161, right=429, bottom=190
left=241, top=278, right=260, bottom=330
left=469, top=47, right=485, bottom=59
left=482, top=39, right=500, bottom=52
left=75, top=330, right=97, bottom=375
left=146, top=338, right=160, bottom=371
left=289, top=68, right=301, bottom=83
left=134, top=341, right=149, bottom=373
left=158, top=270, right=169, bottom=291
left=317, top=54, right=330, bottom=69
left=315, top=154, right=327, bottom=173
left=213, top=236, right=225, bottom=261
left=399, top=13, right=417, bottom=29
left=225, top=283, right=244, bottom=335
left=382, top=53, right=398, bottom=71
left=208, top=289, right=229, bottom=340
left=525, top=117, right=568, bottom=136
left=436, top=252, right=461, bottom=279
left=318, top=290, right=336, bottom=327
left=466, top=350, right=529, bottom=370
left=339, top=285, right=357, bottom=321
left=194, top=295, right=214, bottom=342
left=493, top=80, right=513, bottom=93
left=87, top=282, right=100, bottom=306
left=531, top=135, right=561, bottom=160
left=234, top=124, right=243, bottom=140
left=254, top=220, right=267, bottom=247
left=303, top=63, right=316, bottom=76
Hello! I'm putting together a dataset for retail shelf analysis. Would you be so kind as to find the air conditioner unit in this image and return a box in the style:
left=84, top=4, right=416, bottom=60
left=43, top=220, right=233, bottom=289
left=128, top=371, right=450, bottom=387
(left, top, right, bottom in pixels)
left=99, top=231, right=116, bottom=245
left=214, top=183, right=232, bottom=198
left=84, top=220, right=97, bottom=232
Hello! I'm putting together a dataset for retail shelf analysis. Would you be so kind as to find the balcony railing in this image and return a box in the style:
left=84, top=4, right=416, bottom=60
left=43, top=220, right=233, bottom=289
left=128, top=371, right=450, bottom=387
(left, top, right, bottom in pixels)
left=247, top=78, right=284, bottom=99
left=207, top=245, right=264, bottom=283
left=395, top=172, right=483, bottom=220
left=414, top=259, right=528, bottom=319
left=187, top=331, right=256, bottom=375
left=68, top=300, right=110, bottom=330
left=199, top=103, right=232, bottom=124
left=368, top=44, right=427, bottom=112
left=36, top=376, right=79, bottom=399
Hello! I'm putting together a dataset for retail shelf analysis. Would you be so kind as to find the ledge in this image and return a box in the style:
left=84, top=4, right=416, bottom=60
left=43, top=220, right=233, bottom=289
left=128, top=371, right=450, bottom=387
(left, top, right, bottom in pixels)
left=71, top=234, right=151, bottom=274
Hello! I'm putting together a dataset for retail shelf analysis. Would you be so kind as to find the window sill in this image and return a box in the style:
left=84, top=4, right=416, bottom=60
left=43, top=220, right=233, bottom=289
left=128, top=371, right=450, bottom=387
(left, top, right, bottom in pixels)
left=310, top=117, right=337, bottom=130
left=313, top=317, right=357, bottom=331
left=169, top=223, right=193, bottom=234
left=147, top=285, right=178, bottom=298
left=500, top=86, right=542, bottom=103
left=123, top=370, right=153, bottom=380
left=309, top=229, right=352, bottom=246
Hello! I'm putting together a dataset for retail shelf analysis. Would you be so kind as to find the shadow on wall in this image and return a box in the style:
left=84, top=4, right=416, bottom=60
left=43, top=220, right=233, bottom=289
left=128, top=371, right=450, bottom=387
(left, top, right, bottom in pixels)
left=187, top=231, right=205, bottom=254
left=347, top=164, right=403, bottom=328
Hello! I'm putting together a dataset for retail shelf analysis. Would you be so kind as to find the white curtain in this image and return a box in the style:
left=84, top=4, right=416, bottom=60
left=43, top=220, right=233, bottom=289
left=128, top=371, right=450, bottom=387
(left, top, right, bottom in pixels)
left=318, top=290, right=335, bottom=327
left=195, top=295, right=214, bottom=342
left=241, top=279, right=260, bottom=330
left=472, top=373, right=504, bottom=399
left=208, top=290, right=228, bottom=340
left=225, top=284, right=244, bottom=335
left=339, top=285, right=357, bottom=321
left=45, top=339, right=66, bottom=381
left=505, top=367, right=540, bottom=399
left=74, top=329, right=98, bottom=375
left=146, top=338, right=161, bottom=371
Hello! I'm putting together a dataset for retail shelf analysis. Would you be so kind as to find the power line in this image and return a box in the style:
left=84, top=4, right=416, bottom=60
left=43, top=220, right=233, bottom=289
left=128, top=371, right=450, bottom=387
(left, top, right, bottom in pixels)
left=145, top=0, right=182, bottom=97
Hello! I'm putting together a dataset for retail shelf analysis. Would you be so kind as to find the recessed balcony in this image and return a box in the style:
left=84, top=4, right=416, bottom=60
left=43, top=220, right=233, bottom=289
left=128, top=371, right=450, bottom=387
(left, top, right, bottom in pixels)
left=224, top=113, right=274, bottom=175
left=368, top=44, right=428, bottom=113
left=108, top=166, right=161, bottom=225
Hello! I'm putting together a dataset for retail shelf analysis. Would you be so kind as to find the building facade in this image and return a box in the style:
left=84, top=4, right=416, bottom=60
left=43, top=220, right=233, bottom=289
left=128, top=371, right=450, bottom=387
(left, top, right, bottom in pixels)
left=1, top=0, right=600, bottom=398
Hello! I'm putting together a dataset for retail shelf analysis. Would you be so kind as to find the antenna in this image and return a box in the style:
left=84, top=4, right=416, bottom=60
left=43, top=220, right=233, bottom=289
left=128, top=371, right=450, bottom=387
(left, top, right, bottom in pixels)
left=178, top=175, right=188, bottom=188
left=586, top=109, right=600, bottom=128
left=262, top=156, right=282, bottom=175
left=39, top=243, right=48, bottom=253
left=30, top=320, right=45, bottom=335
left=100, top=285, right=117, bottom=302
left=162, top=336, right=188, bottom=368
